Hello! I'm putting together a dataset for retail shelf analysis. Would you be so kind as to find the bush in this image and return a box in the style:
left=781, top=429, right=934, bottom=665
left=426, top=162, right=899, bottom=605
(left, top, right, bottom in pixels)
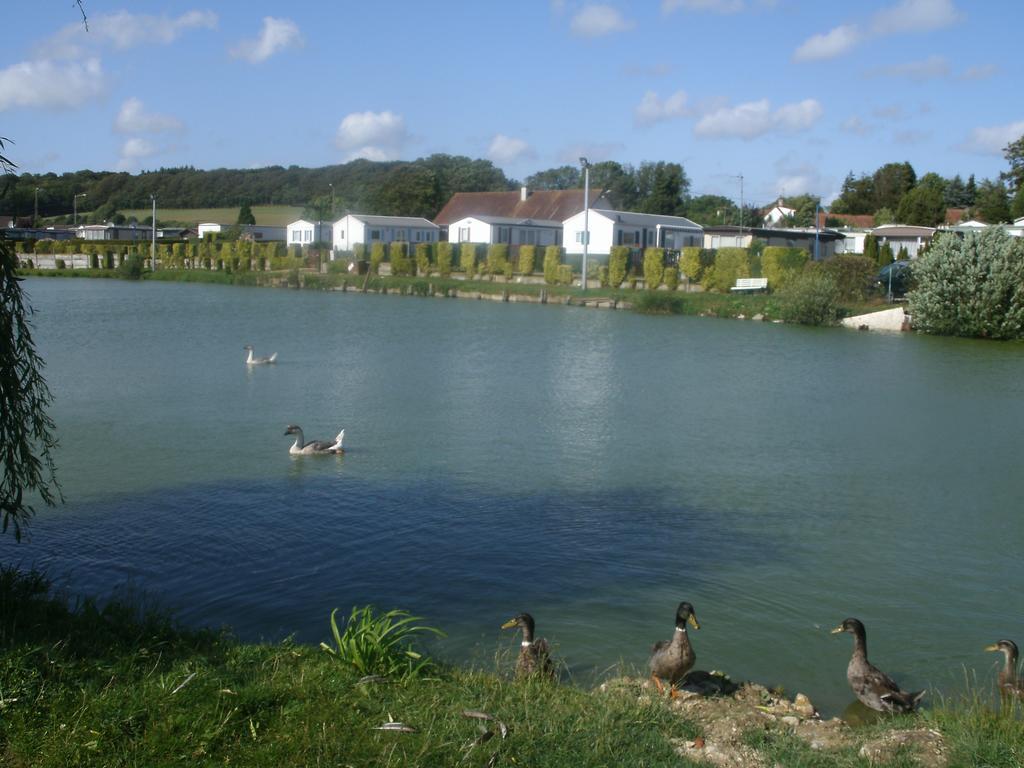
left=543, top=246, right=562, bottom=285
left=557, top=264, right=573, bottom=285
left=597, top=265, right=609, bottom=287
left=55, top=259, right=66, bottom=270
left=390, top=242, right=412, bottom=276
left=370, top=242, right=385, bottom=274
left=908, top=228, right=1024, bottom=339
left=486, top=243, right=509, bottom=276
left=678, top=247, right=702, bottom=282
left=320, top=606, right=445, bottom=679
left=664, top=265, right=679, bottom=291
left=643, top=248, right=665, bottom=290
left=415, top=242, right=431, bottom=276
left=503, top=262, right=513, bottom=280
left=634, top=292, right=686, bottom=315
left=608, top=246, right=629, bottom=288
left=704, top=247, right=750, bottom=292
left=818, top=254, right=875, bottom=302
left=459, top=242, right=477, bottom=275
left=117, top=255, right=145, bottom=280
left=518, top=244, right=536, bottom=275
left=436, top=241, right=453, bottom=278
left=761, top=246, right=808, bottom=292
left=778, top=271, right=841, bottom=325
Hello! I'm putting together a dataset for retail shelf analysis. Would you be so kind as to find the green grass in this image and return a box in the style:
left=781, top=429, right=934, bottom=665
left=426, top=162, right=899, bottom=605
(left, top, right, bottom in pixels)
left=118, top=205, right=304, bottom=227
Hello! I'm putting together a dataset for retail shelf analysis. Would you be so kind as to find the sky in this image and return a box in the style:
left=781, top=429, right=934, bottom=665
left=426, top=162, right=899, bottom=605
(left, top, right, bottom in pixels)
left=3, top=0, right=1023, bottom=207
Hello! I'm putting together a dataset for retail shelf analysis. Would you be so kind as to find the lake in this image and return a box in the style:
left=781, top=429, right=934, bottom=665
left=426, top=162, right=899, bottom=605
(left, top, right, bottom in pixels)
left=3, top=277, right=1022, bottom=716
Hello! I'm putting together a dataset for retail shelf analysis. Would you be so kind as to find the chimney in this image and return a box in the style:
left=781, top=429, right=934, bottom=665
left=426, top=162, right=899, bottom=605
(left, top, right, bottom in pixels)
left=520, top=186, right=529, bottom=202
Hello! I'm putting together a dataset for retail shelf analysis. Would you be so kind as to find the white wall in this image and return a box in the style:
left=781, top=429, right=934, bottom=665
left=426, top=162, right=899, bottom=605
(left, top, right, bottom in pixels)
left=450, top=217, right=495, bottom=244
left=287, top=220, right=332, bottom=245
left=562, top=210, right=615, bottom=255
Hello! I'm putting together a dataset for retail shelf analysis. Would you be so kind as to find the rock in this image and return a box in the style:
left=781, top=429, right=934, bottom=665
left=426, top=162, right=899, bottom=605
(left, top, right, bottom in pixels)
left=752, top=313, right=764, bottom=321
left=858, top=729, right=947, bottom=767
left=794, top=718, right=849, bottom=751
left=781, top=716, right=799, bottom=727
left=793, top=693, right=816, bottom=718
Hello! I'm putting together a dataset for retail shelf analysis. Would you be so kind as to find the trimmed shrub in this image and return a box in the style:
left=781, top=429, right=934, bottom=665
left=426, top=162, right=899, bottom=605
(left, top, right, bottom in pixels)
left=664, top=265, right=679, bottom=291
left=436, top=241, right=453, bottom=278
left=370, top=242, right=385, bottom=274
left=55, top=259, right=67, bottom=270
left=543, top=246, right=561, bottom=285
left=390, top=242, right=412, bottom=276
left=117, top=255, right=145, bottom=280
left=761, top=246, right=808, bottom=292
left=486, top=243, right=509, bottom=276
left=557, top=264, right=573, bottom=286
left=598, top=265, right=609, bottom=288
left=908, top=228, right=1024, bottom=339
left=608, top=246, right=629, bottom=288
left=503, top=262, right=513, bottom=280
left=415, top=242, right=431, bottom=276
left=89, top=253, right=99, bottom=269
left=518, top=244, right=536, bottom=275
left=704, top=247, right=750, bottom=293
left=643, top=248, right=665, bottom=290
left=679, top=247, right=703, bottom=282
left=818, top=254, right=875, bottom=302
left=779, top=271, right=841, bottom=326
left=459, top=242, right=477, bottom=274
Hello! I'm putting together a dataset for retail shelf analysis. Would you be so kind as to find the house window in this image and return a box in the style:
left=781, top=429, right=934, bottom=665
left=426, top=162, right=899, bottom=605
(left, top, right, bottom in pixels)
left=458, top=227, right=471, bottom=242
left=575, top=230, right=590, bottom=244
left=396, top=229, right=407, bottom=241
left=496, top=227, right=511, bottom=243
left=371, top=230, right=381, bottom=240
left=339, top=231, right=345, bottom=240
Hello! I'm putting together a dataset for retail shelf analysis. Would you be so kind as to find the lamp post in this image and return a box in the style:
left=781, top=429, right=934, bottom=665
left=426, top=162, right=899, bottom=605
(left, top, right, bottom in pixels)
left=328, top=183, right=334, bottom=219
left=34, top=187, right=42, bottom=228
left=150, top=194, right=157, bottom=271
left=814, top=202, right=820, bottom=261
left=73, top=192, right=87, bottom=226
left=579, top=157, right=590, bottom=292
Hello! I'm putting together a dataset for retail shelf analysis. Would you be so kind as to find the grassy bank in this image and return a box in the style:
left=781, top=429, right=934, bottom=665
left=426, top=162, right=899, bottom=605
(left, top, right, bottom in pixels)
left=1, top=568, right=1020, bottom=767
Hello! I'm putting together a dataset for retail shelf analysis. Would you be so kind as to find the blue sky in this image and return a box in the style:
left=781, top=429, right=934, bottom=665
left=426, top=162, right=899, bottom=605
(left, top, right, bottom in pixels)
left=3, top=0, right=1022, bottom=206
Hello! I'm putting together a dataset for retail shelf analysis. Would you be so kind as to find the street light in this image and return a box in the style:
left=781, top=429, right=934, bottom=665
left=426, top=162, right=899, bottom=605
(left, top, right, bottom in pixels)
left=150, top=194, right=157, bottom=271
left=328, top=183, right=334, bottom=219
left=814, top=202, right=820, bottom=261
left=34, top=187, right=42, bottom=228
left=73, top=192, right=87, bottom=226
left=579, top=157, right=590, bottom=292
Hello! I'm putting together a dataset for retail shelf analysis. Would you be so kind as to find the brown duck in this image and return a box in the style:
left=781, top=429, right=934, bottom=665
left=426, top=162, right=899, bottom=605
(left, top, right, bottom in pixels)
left=649, top=601, right=700, bottom=696
left=501, top=613, right=554, bottom=678
left=985, top=639, right=1023, bottom=699
left=832, top=618, right=925, bottom=713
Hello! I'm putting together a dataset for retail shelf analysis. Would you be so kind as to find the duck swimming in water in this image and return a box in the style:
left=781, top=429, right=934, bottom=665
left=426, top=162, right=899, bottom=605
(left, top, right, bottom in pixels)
left=985, top=639, right=1023, bottom=700
left=832, top=618, right=925, bottom=713
left=649, top=601, right=700, bottom=697
left=501, top=612, right=554, bottom=678
left=284, top=425, right=344, bottom=455
left=244, top=345, right=277, bottom=365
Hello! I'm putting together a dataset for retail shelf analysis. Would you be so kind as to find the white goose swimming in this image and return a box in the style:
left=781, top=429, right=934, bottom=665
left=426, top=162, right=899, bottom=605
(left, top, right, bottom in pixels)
left=244, top=345, right=278, bottom=365
left=284, top=425, right=345, bottom=455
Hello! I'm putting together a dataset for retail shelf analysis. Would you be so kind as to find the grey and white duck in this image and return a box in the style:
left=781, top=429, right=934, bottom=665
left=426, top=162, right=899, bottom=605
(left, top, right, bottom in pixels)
left=244, top=345, right=277, bottom=365
left=832, top=618, right=925, bottom=713
left=649, top=601, right=700, bottom=697
left=284, top=425, right=345, bottom=455
left=501, top=612, right=554, bottom=678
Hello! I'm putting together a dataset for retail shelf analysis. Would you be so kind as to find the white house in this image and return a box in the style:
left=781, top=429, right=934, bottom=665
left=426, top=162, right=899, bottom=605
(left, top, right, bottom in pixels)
left=834, top=228, right=870, bottom=255
left=332, top=214, right=439, bottom=253
left=871, top=224, right=936, bottom=258
left=448, top=215, right=563, bottom=247
left=762, top=199, right=796, bottom=227
left=76, top=223, right=153, bottom=241
left=286, top=219, right=332, bottom=246
left=562, top=209, right=703, bottom=260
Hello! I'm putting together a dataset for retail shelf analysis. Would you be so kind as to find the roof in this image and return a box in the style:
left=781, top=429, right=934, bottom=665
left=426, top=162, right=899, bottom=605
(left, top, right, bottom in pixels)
left=705, top=224, right=843, bottom=241
left=871, top=225, right=936, bottom=238
left=589, top=208, right=703, bottom=230
left=819, top=212, right=876, bottom=229
left=449, top=214, right=562, bottom=227
left=434, top=188, right=606, bottom=226
left=345, top=214, right=439, bottom=228
left=945, top=207, right=967, bottom=225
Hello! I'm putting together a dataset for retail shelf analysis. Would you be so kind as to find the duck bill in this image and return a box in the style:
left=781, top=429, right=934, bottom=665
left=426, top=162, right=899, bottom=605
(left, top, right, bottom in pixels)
left=500, top=618, right=518, bottom=630
left=984, top=644, right=1000, bottom=652
left=687, top=613, right=700, bottom=630
left=830, top=626, right=844, bottom=634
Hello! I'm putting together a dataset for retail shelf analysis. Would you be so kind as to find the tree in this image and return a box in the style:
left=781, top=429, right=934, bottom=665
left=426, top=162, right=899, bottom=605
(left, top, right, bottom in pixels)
left=237, top=202, right=255, bottom=225
left=944, top=174, right=970, bottom=208
left=896, top=184, right=946, bottom=226
left=830, top=172, right=875, bottom=215
left=909, top=228, right=1024, bottom=339
left=683, top=194, right=737, bottom=227
left=874, top=207, right=895, bottom=226
left=524, top=165, right=580, bottom=190
left=974, top=178, right=1011, bottom=223
left=635, top=161, right=690, bottom=215
left=863, top=234, right=880, bottom=268
left=872, top=162, right=916, bottom=212
left=1002, top=133, right=1024, bottom=196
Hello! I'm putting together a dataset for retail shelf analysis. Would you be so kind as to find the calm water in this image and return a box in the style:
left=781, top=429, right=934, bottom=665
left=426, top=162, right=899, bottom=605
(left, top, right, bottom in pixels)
left=3, top=277, right=1023, bottom=715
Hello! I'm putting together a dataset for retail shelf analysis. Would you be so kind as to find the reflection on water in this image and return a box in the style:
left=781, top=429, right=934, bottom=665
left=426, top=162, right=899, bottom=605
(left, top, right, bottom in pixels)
left=3, top=278, right=1024, bottom=716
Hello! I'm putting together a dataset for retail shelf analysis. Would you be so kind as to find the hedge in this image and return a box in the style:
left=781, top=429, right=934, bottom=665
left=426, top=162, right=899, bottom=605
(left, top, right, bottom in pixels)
left=761, top=246, right=808, bottom=292
left=704, top=247, right=750, bottom=293
left=643, top=248, right=664, bottom=290
left=543, top=246, right=562, bottom=285
left=518, top=244, right=536, bottom=275
left=608, top=246, right=629, bottom=288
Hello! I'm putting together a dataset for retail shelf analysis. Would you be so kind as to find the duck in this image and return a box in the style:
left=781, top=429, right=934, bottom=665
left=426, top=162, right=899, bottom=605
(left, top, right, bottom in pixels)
left=831, top=618, right=925, bottom=713
left=244, top=345, right=277, bottom=365
left=984, top=639, right=1023, bottom=699
left=501, top=613, right=554, bottom=678
left=649, top=601, right=700, bottom=697
left=284, top=425, right=344, bottom=455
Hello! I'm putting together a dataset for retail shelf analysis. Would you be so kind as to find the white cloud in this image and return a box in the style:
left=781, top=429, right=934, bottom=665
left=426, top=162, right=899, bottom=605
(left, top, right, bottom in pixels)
left=114, top=98, right=183, bottom=134
left=42, top=10, right=217, bottom=58
left=634, top=90, right=689, bottom=126
left=335, top=110, right=408, bottom=161
left=0, top=58, right=104, bottom=111
left=569, top=5, right=635, bottom=37
left=117, top=137, right=157, bottom=170
left=662, top=0, right=744, bottom=12
left=694, top=98, right=822, bottom=140
left=960, top=63, right=997, bottom=81
left=867, top=54, right=949, bottom=81
left=230, top=17, right=303, bottom=63
left=959, top=120, right=1024, bottom=155
left=793, top=24, right=861, bottom=61
left=840, top=115, right=872, bottom=136
left=487, top=134, right=534, bottom=165
left=869, top=0, right=962, bottom=36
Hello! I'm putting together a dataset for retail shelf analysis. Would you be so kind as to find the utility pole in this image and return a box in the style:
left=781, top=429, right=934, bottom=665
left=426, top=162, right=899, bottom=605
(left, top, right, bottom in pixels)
left=579, top=157, right=591, bottom=292
left=34, top=187, right=41, bottom=228
left=73, top=192, right=87, bottom=226
left=733, top=174, right=744, bottom=243
left=150, top=194, right=157, bottom=271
